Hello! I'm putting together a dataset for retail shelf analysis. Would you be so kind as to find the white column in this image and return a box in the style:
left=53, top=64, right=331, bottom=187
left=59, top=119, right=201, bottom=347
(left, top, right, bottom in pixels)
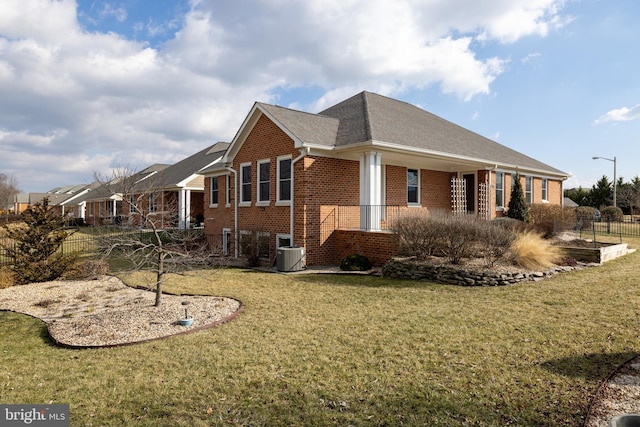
left=178, top=189, right=186, bottom=229
left=359, top=152, right=382, bottom=230
left=185, top=189, right=191, bottom=229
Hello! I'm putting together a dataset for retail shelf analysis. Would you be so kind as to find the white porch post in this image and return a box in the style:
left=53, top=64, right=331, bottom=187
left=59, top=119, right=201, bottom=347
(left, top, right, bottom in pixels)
left=178, top=189, right=190, bottom=230
left=185, top=189, right=191, bottom=229
left=359, top=152, right=382, bottom=231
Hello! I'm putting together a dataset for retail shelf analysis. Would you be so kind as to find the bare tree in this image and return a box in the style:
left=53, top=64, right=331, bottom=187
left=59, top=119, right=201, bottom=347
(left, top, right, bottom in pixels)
left=93, top=166, right=225, bottom=307
left=0, top=173, right=20, bottom=222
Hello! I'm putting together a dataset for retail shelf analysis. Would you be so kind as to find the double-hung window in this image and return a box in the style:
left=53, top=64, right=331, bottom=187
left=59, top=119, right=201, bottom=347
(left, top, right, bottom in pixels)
left=129, top=195, right=136, bottom=214
left=257, top=159, right=270, bottom=204
left=226, top=175, right=231, bottom=207
left=240, top=163, right=252, bottom=205
left=210, top=176, right=219, bottom=206
left=495, top=172, right=504, bottom=208
left=277, top=156, right=292, bottom=204
left=525, top=176, right=533, bottom=204
left=149, top=193, right=158, bottom=213
left=541, top=178, right=548, bottom=202
left=407, top=168, right=419, bottom=205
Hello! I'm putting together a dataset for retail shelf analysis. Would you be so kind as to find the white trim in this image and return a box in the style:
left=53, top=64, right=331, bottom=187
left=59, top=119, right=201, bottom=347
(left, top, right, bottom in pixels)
left=257, top=158, right=271, bottom=205
left=541, top=178, right=549, bottom=202
left=225, top=174, right=231, bottom=208
left=525, top=175, right=533, bottom=204
left=222, top=228, right=231, bottom=256
left=277, top=155, right=292, bottom=205
left=495, top=171, right=505, bottom=209
left=239, top=162, right=252, bottom=207
left=407, top=168, right=420, bottom=206
left=209, top=176, right=219, bottom=208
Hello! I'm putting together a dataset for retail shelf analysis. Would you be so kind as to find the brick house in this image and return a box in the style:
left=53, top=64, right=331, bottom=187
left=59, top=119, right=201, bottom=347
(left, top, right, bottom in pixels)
left=77, top=142, right=228, bottom=227
left=199, top=91, right=568, bottom=267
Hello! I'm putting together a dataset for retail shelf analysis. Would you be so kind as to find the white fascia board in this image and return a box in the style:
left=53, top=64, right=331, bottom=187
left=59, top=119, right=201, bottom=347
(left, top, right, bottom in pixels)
left=222, top=103, right=305, bottom=165
left=325, top=139, right=569, bottom=180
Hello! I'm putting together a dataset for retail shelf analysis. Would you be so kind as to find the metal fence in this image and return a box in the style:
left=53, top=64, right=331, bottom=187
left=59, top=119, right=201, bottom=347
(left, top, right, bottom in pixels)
left=0, top=227, right=206, bottom=267
left=576, top=215, right=640, bottom=240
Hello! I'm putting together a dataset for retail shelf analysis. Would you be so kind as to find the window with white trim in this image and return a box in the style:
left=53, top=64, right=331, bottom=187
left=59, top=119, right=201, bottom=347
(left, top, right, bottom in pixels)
left=257, top=159, right=270, bottom=204
left=541, top=178, right=548, bottom=201
left=222, top=228, right=231, bottom=256
left=277, top=156, right=292, bottom=203
left=149, top=193, right=158, bottom=213
left=495, top=172, right=504, bottom=208
left=226, top=175, right=231, bottom=207
left=407, top=168, right=419, bottom=205
left=525, top=176, right=533, bottom=204
left=129, top=195, right=136, bottom=214
left=240, top=163, right=251, bottom=204
left=89, top=202, right=93, bottom=216
left=210, top=176, right=219, bottom=206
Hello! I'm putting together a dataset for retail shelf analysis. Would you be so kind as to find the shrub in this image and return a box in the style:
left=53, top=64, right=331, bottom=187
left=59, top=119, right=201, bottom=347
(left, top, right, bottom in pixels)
left=600, top=206, right=624, bottom=221
left=0, top=267, right=15, bottom=289
left=391, top=213, right=444, bottom=259
left=393, top=212, right=516, bottom=265
left=239, top=230, right=269, bottom=267
left=340, top=254, right=372, bottom=271
left=61, top=258, right=109, bottom=280
left=0, top=198, right=78, bottom=284
left=575, top=206, right=598, bottom=231
left=477, top=222, right=517, bottom=267
left=528, top=204, right=577, bottom=237
left=507, top=173, right=530, bottom=222
left=509, top=231, right=560, bottom=270
left=438, top=214, right=481, bottom=264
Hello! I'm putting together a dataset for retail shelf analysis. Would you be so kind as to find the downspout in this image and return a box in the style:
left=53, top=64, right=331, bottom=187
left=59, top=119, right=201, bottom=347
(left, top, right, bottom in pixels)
left=290, top=147, right=309, bottom=246
left=226, top=165, right=239, bottom=258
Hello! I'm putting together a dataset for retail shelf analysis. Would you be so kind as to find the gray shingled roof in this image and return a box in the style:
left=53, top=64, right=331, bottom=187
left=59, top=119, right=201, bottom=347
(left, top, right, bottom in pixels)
left=318, top=91, right=566, bottom=175
left=136, top=142, right=228, bottom=190
left=258, top=103, right=339, bottom=147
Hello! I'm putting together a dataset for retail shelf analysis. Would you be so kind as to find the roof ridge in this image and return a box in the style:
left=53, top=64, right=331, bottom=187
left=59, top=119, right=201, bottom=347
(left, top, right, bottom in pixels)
left=362, top=92, right=373, bottom=142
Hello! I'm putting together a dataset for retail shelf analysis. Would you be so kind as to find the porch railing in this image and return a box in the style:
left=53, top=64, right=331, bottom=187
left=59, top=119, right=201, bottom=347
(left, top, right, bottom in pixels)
left=337, top=205, right=401, bottom=231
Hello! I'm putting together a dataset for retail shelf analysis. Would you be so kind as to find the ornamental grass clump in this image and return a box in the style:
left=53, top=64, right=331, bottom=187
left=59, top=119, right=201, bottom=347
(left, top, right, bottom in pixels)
left=509, top=230, right=561, bottom=270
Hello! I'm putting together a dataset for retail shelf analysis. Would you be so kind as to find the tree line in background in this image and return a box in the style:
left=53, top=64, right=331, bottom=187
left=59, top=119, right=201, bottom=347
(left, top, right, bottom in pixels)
left=564, top=175, right=640, bottom=215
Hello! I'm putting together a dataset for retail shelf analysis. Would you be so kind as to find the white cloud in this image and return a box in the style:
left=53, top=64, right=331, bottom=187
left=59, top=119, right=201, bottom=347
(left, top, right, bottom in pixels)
left=0, top=0, right=571, bottom=191
left=521, top=52, right=542, bottom=63
left=594, top=105, right=640, bottom=124
left=100, top=4, right=127, bottom=23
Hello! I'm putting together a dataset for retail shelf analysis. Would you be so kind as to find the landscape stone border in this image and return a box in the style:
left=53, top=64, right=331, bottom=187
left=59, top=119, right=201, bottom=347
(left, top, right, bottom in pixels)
left=382, top=257, right=590, bottom=286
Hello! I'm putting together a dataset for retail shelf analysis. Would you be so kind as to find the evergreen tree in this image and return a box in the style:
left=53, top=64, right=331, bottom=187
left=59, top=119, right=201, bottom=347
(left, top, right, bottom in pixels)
left=507, top=172, right=530, bottom=222
left=0, top=198, right=77, bottom=284
left=589, top=175, right=612, bottom=209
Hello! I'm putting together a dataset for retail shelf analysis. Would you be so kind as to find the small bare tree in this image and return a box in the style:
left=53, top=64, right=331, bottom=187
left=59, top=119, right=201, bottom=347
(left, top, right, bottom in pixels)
left=0, top=173, right=20, bottom=222
left=94, top=166, right=225, bottom=307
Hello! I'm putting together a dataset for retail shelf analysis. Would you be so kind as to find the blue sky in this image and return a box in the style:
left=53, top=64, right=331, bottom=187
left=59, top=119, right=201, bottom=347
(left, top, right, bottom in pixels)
left=1, top=0, right=639, bottom=193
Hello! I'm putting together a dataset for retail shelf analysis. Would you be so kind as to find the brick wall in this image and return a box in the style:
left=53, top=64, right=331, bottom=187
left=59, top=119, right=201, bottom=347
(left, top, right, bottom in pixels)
left=334, top=230, right=398, bottom=266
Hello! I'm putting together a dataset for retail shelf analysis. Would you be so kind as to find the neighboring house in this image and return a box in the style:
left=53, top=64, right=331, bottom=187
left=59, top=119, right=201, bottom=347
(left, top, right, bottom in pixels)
left=127, top=142, right=229, bottom=229
left=77, top=164, right=170, bottom=226
left=13, top=194, right=29, bottom=214
left=78, top=142, right=228, bottom=228
left=199, top=91, right=569, bottom=267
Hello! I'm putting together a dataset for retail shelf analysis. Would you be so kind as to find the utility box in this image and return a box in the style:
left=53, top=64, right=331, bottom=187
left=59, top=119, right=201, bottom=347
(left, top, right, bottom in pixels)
left=276, top=246, right=306, bottom=272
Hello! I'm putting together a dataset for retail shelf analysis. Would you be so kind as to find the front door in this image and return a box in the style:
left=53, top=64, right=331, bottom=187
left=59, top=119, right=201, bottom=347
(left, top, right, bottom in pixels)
left=462, top=173, right=475, bottom=214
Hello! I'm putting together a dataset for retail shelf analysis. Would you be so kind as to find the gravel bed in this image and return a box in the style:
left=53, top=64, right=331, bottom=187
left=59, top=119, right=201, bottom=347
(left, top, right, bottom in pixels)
left=0, top=276, right=242, bottom=347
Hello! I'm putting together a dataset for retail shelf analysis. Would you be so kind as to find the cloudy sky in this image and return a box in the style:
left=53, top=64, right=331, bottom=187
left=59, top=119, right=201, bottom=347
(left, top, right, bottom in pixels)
left=1, top=0, right=639, bottom=193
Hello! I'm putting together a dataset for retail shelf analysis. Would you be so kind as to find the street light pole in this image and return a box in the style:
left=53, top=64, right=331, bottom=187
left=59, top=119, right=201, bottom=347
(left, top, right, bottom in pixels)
left=592, top=156, right=617, bottom=207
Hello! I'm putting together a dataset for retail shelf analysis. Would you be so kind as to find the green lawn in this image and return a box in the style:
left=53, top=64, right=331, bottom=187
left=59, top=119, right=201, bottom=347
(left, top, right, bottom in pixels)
left=1, top=239, right=639, bottom=426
